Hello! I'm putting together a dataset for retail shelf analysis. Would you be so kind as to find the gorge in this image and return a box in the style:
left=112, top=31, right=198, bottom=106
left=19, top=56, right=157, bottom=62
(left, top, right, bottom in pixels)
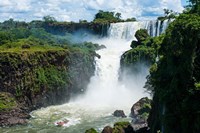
left=0, top=19, right=170, bottom=133
left=1, top=1, right=200, bottom=133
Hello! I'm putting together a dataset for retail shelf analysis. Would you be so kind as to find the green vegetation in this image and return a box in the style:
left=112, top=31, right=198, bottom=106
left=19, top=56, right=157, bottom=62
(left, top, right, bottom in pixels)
left=138, top=103, right=151, bottom=120
left=85, top=128, right=98, bottom=133
left=0, top=16, right=101, bottom=112
left=0, top=92, right=17, bottom=111
left=112, top=122, right=133, bottom=133
left=93, top=10, right=122, bottom=23
left=120, top=2, right=200, bottom=132
left=188, top=0, right=200, bottom=14
left=144, top=2, right=200, bottom=133
left=135, top=29, right=150, bottom=43
left=43, top=15, right=57, bottom=23
left=125, top=17, right=137, bottom=22
left=157, top=9, right=178, bottom=21
left=93, top=10, right=136, bottom=24
left=121, top=29, right=164, bottom=70
left=121, top=46, right=155, bottom=66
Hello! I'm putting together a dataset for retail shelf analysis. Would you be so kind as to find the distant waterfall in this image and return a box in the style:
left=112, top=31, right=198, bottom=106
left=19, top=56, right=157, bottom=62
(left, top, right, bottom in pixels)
left=108, top=19, right=171, bottom=40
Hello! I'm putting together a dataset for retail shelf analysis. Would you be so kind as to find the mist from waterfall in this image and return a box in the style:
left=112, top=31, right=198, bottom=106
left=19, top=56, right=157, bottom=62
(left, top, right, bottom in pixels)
left=69, top=20, right=171, bottom=108
left=71, top=38, right=149, bottom=109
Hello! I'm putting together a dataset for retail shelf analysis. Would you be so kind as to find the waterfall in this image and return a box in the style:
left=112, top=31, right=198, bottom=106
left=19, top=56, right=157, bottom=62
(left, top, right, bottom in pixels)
left=73, top=19, right=171, bottom=106
left=26, top=20, right=171, bottom=133
left=108, top=20, right=171, bottom=40
left=108, top=22, right=147, bottom=40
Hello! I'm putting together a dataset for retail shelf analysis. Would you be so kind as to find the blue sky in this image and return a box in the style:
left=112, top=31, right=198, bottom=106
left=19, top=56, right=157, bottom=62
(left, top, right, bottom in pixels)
left=0, top=0, right=186, bottom=22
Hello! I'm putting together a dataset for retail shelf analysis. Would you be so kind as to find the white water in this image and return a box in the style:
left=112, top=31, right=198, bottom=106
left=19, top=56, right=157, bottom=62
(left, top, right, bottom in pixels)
left=0, top=20, right=170, bottom=133
left=108, top=20, right=171, bottom=40
left=71, top=38, right=148, bottom=108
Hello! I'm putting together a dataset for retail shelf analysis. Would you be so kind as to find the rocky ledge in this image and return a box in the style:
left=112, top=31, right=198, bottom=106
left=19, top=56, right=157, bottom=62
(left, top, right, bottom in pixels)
left=0, top=92, right=30, bottom=126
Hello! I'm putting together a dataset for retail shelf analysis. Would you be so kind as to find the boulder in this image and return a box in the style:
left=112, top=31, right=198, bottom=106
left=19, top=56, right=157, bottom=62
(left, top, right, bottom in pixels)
left=102, top=126, right=113, bottom=133
left=131, top=97, right=151, bottom=117
left=113, top=122, right=135, bottom=133
left=101, top=122, right=136, bottom=133
left=131, top=97, right=152, bottom=131
left=113, top=110, right=127, bottom=118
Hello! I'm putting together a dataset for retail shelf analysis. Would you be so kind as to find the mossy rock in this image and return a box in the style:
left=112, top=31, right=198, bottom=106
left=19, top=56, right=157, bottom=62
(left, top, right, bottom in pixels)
left=0, top=92, right=17, bottom=111
left=113, top=121, right=134, bottom=133
left=121, top=46, right=156, bottom=68
left=85, top=128, right=98, bottom=133
left=135, top=29, right=149, bottom=43
left=130, top=40, right=139, bottom=48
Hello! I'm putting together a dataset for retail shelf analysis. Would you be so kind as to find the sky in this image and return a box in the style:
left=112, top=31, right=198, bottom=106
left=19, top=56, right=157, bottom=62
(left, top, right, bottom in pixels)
left=0, top=0, right=188, bottom=22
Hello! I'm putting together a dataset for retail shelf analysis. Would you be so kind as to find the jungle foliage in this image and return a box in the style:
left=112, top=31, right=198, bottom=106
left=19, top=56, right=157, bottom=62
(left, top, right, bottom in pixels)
left=145, top=2, right=200, bottom=132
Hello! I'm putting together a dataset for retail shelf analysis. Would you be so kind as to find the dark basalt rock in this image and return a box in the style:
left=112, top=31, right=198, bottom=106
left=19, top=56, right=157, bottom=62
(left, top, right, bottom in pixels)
left=113, top=110, right=127, bottom=118
left=135, top=127, right=150, bottom=133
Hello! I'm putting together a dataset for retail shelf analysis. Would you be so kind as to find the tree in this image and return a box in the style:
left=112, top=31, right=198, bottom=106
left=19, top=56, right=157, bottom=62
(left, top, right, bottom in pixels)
left=188, top=0, right=200, bottom=14
left=43, top=15, right=57, bottom=23
left=126, top=17, right=136, bottom=22
left=163, top=9, right=171, bottom=16
left=115, top=12, right=121, bottom=19
left=157, top=9, right=178, bottom=21
left=93, top=10, right=121, bottom=23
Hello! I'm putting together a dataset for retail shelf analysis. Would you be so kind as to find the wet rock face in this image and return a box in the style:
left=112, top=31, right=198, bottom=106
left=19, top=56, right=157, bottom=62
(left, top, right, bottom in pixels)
left=0, top=92, right=30, bottom=126
left=0, top=49, right=96, bottom=127
left=113, top=110, right=127, bottom=118
left=130, top=97, right=152, bottom=131
left=0, top=108, right=31, bottom=126
left=131, top=97, right=151, bottom=117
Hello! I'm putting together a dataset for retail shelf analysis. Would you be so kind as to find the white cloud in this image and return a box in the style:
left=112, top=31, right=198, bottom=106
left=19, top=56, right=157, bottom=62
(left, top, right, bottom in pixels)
left=0, top=0, right=184, bottom=22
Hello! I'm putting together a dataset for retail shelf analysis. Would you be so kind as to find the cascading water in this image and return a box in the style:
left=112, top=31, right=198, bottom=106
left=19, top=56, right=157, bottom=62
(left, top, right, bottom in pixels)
left=72, top=38, right=148, bottom=108
left=108, top=19, right=171, bottom=40
left=0, top=20, right=170, bottom=133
